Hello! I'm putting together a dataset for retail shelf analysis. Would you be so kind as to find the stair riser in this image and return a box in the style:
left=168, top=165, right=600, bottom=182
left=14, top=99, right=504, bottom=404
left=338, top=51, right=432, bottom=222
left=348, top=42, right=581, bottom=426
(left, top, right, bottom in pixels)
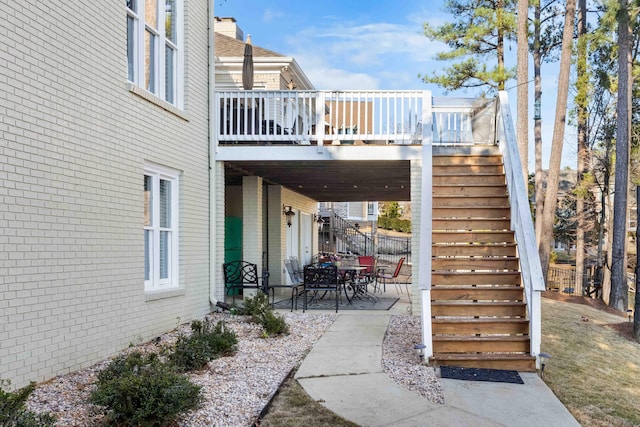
left=433, top=219, right=511, bottom=231
left=431, top=288, right=524, bottom=301
left=432, top=246, right=516, bottom=257
left=433, top=185, right=508, bottom=197
left=432, top=165, right=504, bottom=174
left=433, top=340, right=530, bottom=353
left=432, top=274, right=521, bottom=286
left=433, top=197, right=510, bottom=208
left=433, top=208, right=511, bottom=219
left=433, top=359, right=536, bottom=372
left=432, top=156, right=504, bottom=166
left=432, top=259, right=520, bottom=270
left=433, top=175, right=505, bottom=185
left=432, top=232, right=515, bottom=244
left=432, top=322, right=529, bottom=335
left=431, top=304, right=527, bottom=317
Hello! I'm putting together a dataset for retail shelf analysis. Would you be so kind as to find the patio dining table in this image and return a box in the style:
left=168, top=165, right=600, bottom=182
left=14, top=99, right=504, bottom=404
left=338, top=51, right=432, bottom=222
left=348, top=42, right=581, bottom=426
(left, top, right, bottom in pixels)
left=337, top=266, right=377, bottom=304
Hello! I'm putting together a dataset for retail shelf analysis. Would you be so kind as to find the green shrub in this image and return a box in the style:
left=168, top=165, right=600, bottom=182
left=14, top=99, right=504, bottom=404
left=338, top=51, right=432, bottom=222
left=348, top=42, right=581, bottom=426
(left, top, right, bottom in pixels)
left=241, top=293, right=289, bottom=336
left=377, top=216, right=411, bottom=233
left=90, top=352, right=202, bottom=426
left=0, top=381, right=56, bottom=427
left=261, top=310, right=289, bottom=336
left=240, top=291, right=271, bottom=318
left=169, top=319, right=238, bottom=372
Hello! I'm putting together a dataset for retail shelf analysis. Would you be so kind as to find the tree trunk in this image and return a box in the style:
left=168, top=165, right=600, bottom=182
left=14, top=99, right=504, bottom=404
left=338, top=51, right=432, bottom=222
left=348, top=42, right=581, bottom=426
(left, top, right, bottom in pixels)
left=517, top=0, right=529, bottom=185
left=497, top=0, right=506, bottom=91
left=534, top=3, right=544, bottom=244
left=538, top=0, right=577, bottom=280
left=603, top=182, right=615, bottom=304
left=575, top=0, right=588, bottom=294
left=610, top=0, right=631, bottom=312
left=635, top=187, right=640, bottom=339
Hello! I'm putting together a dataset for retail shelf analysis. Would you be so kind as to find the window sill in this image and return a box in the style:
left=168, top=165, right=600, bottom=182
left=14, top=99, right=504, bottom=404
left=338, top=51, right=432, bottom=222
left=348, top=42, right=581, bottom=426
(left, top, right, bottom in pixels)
left=128, top=83, right=189, bottom=121
left=145, top=287, right=186, bottom=302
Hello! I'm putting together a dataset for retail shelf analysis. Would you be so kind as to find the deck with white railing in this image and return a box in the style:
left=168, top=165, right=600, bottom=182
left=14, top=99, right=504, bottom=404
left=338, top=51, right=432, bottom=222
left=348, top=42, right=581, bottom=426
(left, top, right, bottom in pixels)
left=216, top=90, right=545, bottom=366
left=215, top=90, right=496, bottom=148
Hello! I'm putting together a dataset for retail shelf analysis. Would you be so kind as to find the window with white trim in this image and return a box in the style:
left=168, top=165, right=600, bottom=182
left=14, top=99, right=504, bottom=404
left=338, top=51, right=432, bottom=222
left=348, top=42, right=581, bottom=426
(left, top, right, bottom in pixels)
left=144, top=165, right=179, bottom=291
left=127, top=0, right=182, bottom=106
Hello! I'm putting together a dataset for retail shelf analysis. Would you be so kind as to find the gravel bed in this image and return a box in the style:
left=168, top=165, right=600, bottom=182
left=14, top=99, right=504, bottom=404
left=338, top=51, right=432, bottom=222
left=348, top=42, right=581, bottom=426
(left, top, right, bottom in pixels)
left=26, top=311, right=445, bottom=426
left=383, top=315, right=445, bottom=404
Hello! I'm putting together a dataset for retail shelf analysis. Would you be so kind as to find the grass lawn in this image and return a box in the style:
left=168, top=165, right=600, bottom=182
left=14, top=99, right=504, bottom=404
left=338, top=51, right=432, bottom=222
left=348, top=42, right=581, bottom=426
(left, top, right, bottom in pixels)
left=541, top=292, right=640, bottom=427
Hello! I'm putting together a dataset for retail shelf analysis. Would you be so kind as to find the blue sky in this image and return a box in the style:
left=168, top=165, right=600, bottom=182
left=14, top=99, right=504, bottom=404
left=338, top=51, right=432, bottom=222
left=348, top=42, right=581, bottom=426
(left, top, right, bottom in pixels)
left=214, top=0, right=575, bottom=171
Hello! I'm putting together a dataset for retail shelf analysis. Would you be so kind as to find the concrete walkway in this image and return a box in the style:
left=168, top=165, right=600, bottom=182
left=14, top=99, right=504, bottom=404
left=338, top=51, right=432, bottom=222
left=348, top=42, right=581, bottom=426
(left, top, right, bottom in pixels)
left=294, top=301, right=579, bottom=427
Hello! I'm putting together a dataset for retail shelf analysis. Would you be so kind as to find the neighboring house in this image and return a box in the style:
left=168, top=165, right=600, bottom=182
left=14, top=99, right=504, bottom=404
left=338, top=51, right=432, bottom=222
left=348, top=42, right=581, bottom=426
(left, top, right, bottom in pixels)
left=214, top=17, right=312, bottom=91
left=1, top=1, right=213, bottom=389
left=319, top=201, right=378, bottom=223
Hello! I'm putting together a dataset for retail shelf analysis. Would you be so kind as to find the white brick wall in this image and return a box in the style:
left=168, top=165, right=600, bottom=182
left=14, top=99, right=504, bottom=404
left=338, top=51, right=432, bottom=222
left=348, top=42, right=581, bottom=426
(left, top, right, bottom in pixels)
left=1, top=1, right=212, bottom=389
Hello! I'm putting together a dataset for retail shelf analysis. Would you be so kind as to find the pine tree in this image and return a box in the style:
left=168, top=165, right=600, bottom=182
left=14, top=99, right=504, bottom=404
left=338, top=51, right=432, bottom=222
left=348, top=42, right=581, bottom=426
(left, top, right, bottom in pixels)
left=422, top=0, right=517, bottom=93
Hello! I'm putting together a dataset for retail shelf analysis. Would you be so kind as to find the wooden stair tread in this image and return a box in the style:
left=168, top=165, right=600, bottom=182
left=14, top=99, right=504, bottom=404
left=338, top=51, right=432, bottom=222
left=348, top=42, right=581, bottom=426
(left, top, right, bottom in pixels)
left=433, top=336, right=530, bottom=342
left=432, top=354, right=535, bottom=361
left=432, top=318, right=529, bottom=324
left=432, top=301, right=525, bottom=306
left=433, top=271, right=521, bottom=276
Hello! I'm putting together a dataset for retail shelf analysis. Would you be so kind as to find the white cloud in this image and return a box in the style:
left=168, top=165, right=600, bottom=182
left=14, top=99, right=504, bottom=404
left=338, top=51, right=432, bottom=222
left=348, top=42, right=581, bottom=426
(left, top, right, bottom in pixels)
left=292, top=52, right=380, bottom=90
left=282, top=16, right=444, bottom=90
left=262, top=9, right=284, bottom=23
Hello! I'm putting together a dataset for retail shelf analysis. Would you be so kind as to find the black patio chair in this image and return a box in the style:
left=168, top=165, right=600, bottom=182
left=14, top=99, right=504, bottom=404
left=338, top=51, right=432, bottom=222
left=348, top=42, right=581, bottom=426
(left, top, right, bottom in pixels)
left=302, top=264, right=339, bottom=313
left=222, top=260, right=264, bottom=306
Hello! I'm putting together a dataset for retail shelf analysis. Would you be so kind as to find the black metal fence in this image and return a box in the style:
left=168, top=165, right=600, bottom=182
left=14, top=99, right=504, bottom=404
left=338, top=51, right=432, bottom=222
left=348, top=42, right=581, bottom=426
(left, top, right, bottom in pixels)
left=318, top=213, right=411, bottom=265
left=547, top=265, right=601, bottom=297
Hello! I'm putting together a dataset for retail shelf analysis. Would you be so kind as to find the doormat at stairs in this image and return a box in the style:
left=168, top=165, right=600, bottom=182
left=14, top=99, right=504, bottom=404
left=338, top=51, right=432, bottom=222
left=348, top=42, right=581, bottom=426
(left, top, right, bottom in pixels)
left=440, top=366, right=524, bottom=384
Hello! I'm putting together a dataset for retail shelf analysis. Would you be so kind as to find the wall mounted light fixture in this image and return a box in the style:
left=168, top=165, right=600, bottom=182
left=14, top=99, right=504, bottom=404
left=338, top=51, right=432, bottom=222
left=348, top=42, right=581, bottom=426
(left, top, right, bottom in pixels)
left=314, top=214, right=324, bottom=230
left=283, top=205, right=295, bottom=227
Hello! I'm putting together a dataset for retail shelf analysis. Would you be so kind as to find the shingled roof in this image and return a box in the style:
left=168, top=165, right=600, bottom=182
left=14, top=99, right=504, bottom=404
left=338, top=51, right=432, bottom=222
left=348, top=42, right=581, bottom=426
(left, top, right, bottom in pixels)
left=215, top=32, right=284, bottom=58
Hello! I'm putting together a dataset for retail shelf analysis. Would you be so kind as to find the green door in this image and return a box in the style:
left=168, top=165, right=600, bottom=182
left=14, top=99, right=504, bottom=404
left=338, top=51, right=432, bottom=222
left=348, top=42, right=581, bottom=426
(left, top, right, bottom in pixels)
left=224, top=216, right=242, bottom=295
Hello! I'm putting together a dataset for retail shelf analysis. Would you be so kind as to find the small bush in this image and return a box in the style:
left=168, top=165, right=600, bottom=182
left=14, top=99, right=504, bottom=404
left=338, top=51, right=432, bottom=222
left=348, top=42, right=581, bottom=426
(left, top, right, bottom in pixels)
left=240, top=291, right=271, bottom=318
left=261, top=310, right=289, bottom=336
left=0, top=381, right=56, bottom=427
left=90, top=352, right=202, bottom=426
left=241, top=292, right=289, bottom=336
left=169, top=319, right=238, bottom=372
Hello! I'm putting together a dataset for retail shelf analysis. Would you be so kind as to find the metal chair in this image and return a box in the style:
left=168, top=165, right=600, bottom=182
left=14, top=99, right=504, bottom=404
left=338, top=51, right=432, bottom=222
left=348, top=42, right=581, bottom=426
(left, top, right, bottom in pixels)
left=279, top=258, right=303, bottom=311
left=222, top=260, right=263, bottom=306
left=302, top=264, right=339, bottom=313
left=375, top=257, right=407, bottom=294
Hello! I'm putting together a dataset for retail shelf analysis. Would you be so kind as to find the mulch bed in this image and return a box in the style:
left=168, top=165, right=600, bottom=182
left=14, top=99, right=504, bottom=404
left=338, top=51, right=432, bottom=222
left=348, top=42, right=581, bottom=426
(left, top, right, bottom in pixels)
left=543, top=291, right=636, bottom=342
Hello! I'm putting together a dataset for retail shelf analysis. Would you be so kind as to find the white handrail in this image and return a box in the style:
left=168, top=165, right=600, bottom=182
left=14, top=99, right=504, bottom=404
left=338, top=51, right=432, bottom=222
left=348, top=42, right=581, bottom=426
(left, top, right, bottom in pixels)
left=496, top=91, right=545, bottom=365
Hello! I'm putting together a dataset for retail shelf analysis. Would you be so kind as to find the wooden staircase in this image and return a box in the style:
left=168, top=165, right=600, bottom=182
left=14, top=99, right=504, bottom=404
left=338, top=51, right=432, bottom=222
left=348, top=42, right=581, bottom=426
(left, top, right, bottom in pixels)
left=430, top=150, right=536, bottom=372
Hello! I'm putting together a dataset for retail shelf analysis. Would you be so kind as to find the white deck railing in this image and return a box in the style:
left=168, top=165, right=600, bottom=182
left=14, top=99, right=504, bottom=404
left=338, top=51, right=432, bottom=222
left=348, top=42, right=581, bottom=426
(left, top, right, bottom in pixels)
left=216, top=90, right=494, bottom=146
left=496, top=91, right=546, bottom=365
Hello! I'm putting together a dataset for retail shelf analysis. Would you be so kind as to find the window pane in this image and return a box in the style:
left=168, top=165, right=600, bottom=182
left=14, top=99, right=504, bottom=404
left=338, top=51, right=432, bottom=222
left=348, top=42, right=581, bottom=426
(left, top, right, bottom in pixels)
left=144, top=229, right=152, bottom=281
left=126, top=0, right=136, bottom=11
left=165, top=45, right=175, bottom=104
left=160, top=231, right=169, bottom=279
left=145, top=0, right=158, bottom=29
left=159, top=178, right=171, bottom=228
left=145, top=30, right=156, bottom=93
left=144, top=175, right=152, bottom=226
left=165, top=0, right=176, bottom=42
left=127, top=15, right=135, bottom=81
